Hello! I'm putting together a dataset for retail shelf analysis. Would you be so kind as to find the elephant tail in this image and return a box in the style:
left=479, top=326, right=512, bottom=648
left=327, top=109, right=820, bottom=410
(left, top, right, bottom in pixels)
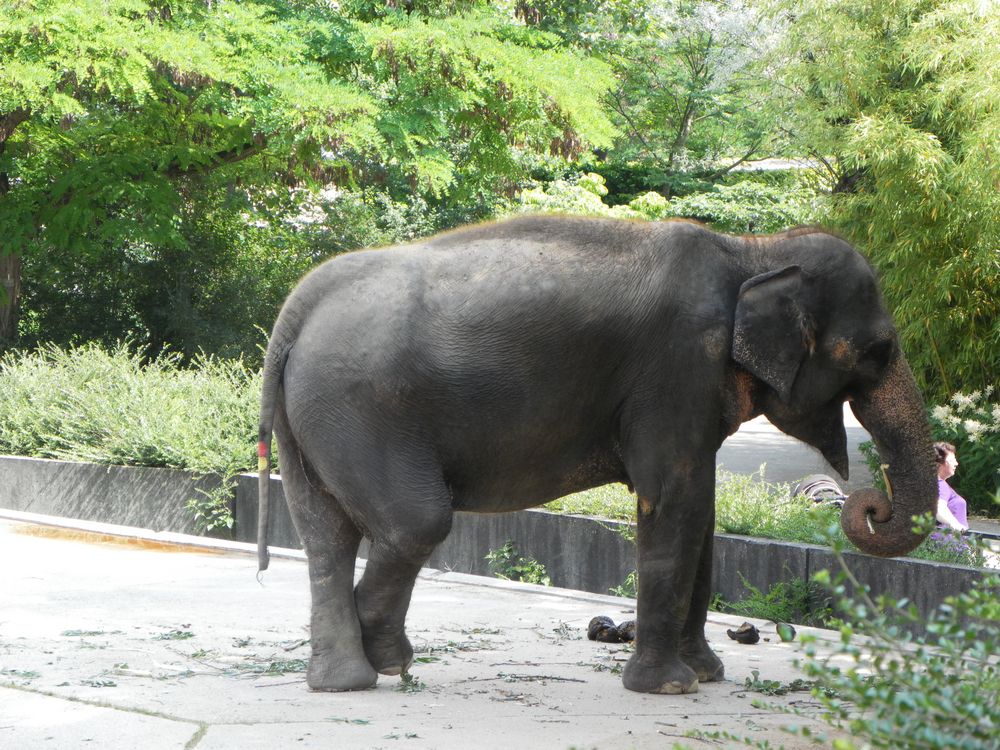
left=257, top=335, right=293, bottom=574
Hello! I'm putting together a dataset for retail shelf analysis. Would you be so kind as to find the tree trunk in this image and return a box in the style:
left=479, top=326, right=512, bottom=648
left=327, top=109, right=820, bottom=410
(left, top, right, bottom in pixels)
left=668, top=102, right=696, bottom=170
left=0, top=168, right=19, bottom=344
left=0, top=252, right=21, bottom=343
left=0, top=165, right=19, bottom=344
left=0, top=108, right=29, bottom=345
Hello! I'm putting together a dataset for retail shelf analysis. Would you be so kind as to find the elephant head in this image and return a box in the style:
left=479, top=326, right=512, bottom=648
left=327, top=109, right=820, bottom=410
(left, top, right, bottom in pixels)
left=732, top=233, right=936, bottom=557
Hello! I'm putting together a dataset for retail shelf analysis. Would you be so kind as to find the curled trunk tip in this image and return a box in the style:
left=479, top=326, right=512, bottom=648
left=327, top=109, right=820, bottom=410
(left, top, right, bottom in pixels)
left=845, top=351, right=937, bottom=558
left=841, top=487, right=922, bottom=557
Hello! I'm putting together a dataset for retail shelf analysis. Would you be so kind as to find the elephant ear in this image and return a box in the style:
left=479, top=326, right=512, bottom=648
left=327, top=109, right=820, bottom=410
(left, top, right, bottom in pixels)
left=732, top=265, right=813, bottom=402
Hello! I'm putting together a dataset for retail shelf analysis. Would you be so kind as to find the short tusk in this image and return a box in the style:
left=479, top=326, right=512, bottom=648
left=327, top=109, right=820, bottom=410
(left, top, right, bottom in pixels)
left=866, top=511, right=876, bottom=535
left=879, top=463, right=893, bottom=503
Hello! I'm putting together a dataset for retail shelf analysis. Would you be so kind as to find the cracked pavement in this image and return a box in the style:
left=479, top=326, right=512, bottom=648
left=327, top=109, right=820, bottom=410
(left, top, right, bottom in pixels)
left=1, top=517, right=845, bottom=749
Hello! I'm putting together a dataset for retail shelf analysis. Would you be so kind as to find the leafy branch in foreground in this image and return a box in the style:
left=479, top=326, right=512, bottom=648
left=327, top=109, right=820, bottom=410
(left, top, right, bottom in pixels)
left=692, top=526, right=1000, bottom=750
left=795, top=552, right=999, bottom=748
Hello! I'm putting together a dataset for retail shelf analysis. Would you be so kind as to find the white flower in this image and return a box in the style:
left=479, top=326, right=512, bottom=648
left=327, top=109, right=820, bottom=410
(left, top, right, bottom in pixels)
left=951, top=392, right=973, bottom=409
left=931, top=405, right=951, bottom=421
left=992, top=405, right=1000, bottom=425
left=964, top=420, right=985, bottom=440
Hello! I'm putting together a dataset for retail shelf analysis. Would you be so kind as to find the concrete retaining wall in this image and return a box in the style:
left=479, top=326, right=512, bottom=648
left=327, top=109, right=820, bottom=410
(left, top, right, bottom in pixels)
left=2, top=456, right=992, bottom=628
left=0, top=455, right=221, bottom=537
left=233, top=473, right=990, bottom=617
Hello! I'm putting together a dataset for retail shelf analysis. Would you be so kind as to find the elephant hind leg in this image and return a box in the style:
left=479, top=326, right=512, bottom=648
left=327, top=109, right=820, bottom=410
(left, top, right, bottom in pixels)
left=356, top=551, right=422, bottom=676
left=353, top=471, right=454, bottom=676
left=276, top=424, right=376, bottom=691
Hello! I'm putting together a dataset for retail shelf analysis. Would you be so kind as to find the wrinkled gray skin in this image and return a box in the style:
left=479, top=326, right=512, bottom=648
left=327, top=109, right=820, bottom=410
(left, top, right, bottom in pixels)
left=257, top=216, right=936, bottom=695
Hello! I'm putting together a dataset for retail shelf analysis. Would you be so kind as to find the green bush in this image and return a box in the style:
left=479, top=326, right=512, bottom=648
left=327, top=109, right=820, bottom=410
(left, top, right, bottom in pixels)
left=713, top=575, right=834, bottom=628
left=661, top=178, right=818, bottom=234
left=17, top=186, right=317, bottom=368
left=543, top=481, right=635, bottom=521
left=513, top=171, right=818, bottom=233
left=544, top=467, right=843, bottom=545
left=548, top=468, right=989, bottom=568
left=0, top=343, right=260, bottom=529
left=484, top=540, right=551, bottom=586
left=714, top=468, right=845, bottom=545
left=799, top=580, right=1000, bottom=750
left=697, top=543, right=1000, bottom=750
left=0, top=343, right=258, bottom=474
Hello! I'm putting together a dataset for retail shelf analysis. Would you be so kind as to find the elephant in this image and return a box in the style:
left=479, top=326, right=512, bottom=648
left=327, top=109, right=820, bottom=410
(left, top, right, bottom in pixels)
left=256, top=215, right=937, bottom=695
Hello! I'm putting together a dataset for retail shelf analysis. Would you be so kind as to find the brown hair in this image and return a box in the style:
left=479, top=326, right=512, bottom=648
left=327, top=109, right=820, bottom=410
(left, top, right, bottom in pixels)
left=933, top=441, right=957, bottom=465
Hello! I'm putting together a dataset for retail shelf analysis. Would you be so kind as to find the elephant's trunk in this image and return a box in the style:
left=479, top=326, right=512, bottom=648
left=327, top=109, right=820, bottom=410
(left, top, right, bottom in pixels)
left=843, top=352, right=937, bottom=557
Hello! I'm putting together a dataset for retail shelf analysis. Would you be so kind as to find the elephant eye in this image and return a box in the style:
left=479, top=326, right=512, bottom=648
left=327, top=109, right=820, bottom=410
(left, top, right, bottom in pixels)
left=863, top=337, right=895, bottom=368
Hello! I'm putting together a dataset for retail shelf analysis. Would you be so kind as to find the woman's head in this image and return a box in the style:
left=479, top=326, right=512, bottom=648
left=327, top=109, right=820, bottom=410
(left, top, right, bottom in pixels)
left=934, top=441, right=958, bottom=480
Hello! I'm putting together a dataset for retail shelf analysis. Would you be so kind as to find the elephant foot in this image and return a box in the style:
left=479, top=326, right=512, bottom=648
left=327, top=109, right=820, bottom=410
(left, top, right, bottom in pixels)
left=681, top=641, right=725, bottom=683
left=306, top=649, right=378, bottom=692
left=622, top=654, right=700, bottom=694
left=362, top=630, right=414, bottom=676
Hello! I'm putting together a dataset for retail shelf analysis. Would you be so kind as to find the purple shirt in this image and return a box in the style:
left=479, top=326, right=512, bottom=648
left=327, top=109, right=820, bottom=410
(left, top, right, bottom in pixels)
left=938, top=478, right=968, bottom=528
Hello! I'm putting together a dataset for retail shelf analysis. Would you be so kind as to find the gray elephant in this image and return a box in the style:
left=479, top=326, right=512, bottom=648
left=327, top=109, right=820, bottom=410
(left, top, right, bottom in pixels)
left=256, top=215, right=936, bottom=694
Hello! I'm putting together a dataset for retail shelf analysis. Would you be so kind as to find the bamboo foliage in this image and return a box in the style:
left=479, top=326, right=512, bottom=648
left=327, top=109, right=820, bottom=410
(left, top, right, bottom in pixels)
left=774, top=0, right=1000, bottom=400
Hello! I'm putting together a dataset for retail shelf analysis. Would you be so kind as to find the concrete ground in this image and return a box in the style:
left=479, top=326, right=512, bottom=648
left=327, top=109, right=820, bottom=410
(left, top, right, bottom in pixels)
left=718, top=404, right=871, bottom=492
left=0, top=515, right=848, bottom=750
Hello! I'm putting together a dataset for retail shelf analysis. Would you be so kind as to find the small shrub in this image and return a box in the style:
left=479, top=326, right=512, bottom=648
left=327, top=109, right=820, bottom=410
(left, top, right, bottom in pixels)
left=714, top=467, right=845, bottom=546
left=695, top=539, right=1000, bottom=750
left=911, top=530, right=991, bottom=568
left=714, top=574, right=834, bottom=628
left=610, top=570, right=637, bottom=599
left=544, top=482, right=634, bottom=521
left=548, top=468, right=844, bottom=547
left=791, top=556, right=1000, bottom=749
left=513, top=171, right=818, bottom=232
left=662, top=178, right=818, bottom=234
left=485, top=540, right=551, bottom=586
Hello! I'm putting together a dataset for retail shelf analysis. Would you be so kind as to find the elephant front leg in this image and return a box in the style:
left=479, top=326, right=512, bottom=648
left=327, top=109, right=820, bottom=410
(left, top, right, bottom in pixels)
left=679, top=511, right=724, bottom=683
left=622, top=465, right=715, bottom=694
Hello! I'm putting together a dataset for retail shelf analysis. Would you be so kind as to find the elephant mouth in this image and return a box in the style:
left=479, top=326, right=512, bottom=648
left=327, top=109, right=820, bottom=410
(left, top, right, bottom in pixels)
left=765, top=399, right=850, bottom=480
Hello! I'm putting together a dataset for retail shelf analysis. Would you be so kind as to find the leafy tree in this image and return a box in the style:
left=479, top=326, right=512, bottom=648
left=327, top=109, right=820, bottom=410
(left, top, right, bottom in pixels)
left=512, top=1, right=789, bottom=202
left=351, top=8, right=616, bottom=199
left=0, top=0, right=374, bottom=346
left=1, top=0, right=617, bottom=355
left=606, top=1, right=781, bottom=179
left=511, top=0, right=654, bottom=47
left=773, top=0, right=1000, bottom=400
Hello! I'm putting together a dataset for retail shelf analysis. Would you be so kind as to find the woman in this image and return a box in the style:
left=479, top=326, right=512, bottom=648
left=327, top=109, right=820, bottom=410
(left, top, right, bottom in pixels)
left=934, top=441, right=969, bottom=534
